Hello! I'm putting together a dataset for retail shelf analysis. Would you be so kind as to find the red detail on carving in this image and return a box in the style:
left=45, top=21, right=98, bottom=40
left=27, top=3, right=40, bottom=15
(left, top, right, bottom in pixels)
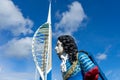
left=84, top=66, right=99, bottom=80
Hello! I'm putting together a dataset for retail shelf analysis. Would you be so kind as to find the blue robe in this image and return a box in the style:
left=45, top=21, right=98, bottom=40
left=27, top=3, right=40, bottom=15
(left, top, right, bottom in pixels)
left=62, top=52, right=96, bottom=80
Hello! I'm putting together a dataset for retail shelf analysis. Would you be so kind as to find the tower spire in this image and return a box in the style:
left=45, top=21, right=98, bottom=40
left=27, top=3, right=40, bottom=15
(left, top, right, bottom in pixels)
left=32, top=1, right=52, bottom=80
left=47, top=2, right=51, bottom=24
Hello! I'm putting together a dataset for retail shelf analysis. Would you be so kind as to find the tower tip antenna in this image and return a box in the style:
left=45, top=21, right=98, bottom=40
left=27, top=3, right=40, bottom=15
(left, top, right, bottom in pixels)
left=47, top=1, right=51, bottom=24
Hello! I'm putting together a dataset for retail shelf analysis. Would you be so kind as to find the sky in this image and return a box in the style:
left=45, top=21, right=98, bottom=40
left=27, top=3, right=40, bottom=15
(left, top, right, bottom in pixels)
left=0, top=0, right=120, bottom=80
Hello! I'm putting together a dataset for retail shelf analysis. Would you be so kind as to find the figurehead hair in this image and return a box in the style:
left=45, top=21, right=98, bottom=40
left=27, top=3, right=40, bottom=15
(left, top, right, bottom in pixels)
left=58, top=35, right=78, bottom=64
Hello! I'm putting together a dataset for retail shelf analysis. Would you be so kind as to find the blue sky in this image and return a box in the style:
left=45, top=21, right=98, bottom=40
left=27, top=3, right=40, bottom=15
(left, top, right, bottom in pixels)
left=0, top=0, right=120, bottom=80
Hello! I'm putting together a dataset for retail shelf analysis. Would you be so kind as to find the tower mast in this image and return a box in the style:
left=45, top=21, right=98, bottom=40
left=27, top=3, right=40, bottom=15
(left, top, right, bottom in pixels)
left=32, top=2, right=52, bottom=80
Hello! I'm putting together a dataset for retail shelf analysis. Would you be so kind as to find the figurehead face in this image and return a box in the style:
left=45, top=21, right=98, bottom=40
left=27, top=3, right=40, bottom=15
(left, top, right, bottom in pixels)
left=55, top=40, right=64, bottom=56
left=55, top=35, right=78, bottom=64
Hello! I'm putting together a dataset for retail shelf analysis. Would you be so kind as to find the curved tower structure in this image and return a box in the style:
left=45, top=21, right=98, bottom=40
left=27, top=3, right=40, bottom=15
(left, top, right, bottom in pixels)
left=32, top=3, right=52, bottom=80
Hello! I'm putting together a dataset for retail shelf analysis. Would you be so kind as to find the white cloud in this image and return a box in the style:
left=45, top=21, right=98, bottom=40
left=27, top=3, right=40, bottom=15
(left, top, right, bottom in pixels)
left=0, top=0, right=33, bottom=36
left=0, top=37, right=35, bottom=79
left=96, top=53, right=107, bottom=60
left=0, top=72, right=34, bottom=80
left=96, top=45, right=112, bottom=61
left=0, top=37, right=32, bottom=58
left=55, top=11, right=62, bottom=20
left=54, top=1, right=87, bottom=36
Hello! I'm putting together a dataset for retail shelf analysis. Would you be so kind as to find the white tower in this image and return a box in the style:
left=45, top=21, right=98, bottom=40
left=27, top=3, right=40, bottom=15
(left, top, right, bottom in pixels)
left=32, top=3, right=52, bottom=80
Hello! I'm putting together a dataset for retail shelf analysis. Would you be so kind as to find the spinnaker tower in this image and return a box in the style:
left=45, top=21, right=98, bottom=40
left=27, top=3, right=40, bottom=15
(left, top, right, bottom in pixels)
left=32, top=3, right=52, bottom=80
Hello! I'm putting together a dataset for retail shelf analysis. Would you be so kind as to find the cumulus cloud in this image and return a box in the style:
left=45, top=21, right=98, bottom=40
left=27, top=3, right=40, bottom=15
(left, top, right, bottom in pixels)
left=0, top=72, right=34, bottom=80
left=0, top=37, right=32, bottom=58
left=0, top=0, right=33, bottom=36
left=54, top=1, right=87, bottom=36
left=96, top=45, right=112, bottom=61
